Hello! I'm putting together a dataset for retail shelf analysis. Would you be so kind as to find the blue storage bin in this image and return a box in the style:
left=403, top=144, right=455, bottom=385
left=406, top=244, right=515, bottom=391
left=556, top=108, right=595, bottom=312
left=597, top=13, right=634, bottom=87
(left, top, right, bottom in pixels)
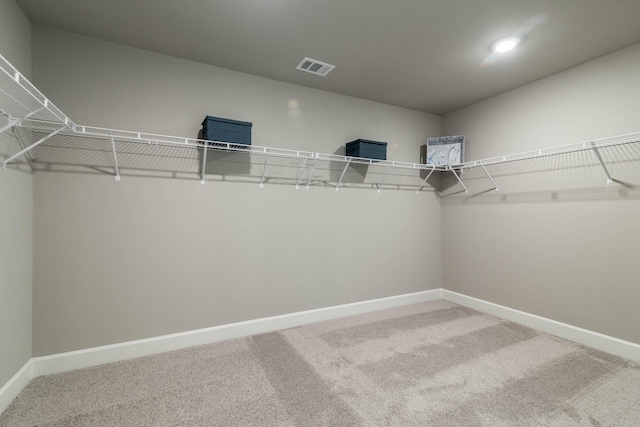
left=201, top=116, right=252, bottom=145
left=346, top=139, right=387, bottom=160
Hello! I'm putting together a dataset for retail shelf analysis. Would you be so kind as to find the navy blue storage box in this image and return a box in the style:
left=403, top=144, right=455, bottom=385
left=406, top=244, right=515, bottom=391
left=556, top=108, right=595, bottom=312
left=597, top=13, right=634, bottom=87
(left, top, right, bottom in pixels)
left=346, top=139, right=387, bottom=160
left=201, top=116, right=252, bottom=145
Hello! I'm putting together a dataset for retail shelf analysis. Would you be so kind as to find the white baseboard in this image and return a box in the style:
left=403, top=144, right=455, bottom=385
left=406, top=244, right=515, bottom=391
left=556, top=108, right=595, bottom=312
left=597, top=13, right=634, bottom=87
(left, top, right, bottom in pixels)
left=0, top=360, right=33, bottom=415
left=441, top=289, right=640, bottom=363
left=31, top=289, right=442, bottom=377
left=5, top=288, right=637, bottom=415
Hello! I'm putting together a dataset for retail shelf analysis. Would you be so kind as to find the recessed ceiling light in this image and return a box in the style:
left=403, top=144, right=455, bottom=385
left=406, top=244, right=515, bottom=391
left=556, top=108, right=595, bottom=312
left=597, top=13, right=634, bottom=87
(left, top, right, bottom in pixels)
left=491, top=36, right=521, bottom=53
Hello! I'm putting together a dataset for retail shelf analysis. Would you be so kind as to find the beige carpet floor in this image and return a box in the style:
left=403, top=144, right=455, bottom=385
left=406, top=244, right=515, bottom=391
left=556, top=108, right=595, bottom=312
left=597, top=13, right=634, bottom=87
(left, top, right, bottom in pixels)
left=2, top=300, right=640, bottom=426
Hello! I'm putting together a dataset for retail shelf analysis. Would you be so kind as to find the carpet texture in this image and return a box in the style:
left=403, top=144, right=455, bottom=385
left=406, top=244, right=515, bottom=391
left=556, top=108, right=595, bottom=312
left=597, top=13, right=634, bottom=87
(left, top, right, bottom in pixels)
left=2, top=300, right=639, bottom=426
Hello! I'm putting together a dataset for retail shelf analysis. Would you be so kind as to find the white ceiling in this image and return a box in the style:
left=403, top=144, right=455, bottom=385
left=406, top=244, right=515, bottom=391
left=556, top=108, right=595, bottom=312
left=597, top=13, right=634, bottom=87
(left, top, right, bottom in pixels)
left=15, top=0, right=640, bottom=115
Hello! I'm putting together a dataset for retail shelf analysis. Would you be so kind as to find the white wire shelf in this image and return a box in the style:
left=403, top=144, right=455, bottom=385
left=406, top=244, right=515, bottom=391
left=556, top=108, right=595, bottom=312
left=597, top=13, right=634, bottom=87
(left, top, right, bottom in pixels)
left=453, top=132, right=640, bottom=170
left=0, top=54, right=75, bottom=132
left=441, top=134, right=640, bottom=198
left=1, top=52, right=639, bottom=195
left=0, top=52, right=440, bottom=192
left=8, top=118, right=440, bottom=190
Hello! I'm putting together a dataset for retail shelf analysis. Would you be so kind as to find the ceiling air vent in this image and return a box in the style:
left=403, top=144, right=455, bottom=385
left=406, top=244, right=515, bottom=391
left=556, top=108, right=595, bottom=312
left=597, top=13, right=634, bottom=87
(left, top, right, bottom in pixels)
left=296, top=57, right=335, bottom=77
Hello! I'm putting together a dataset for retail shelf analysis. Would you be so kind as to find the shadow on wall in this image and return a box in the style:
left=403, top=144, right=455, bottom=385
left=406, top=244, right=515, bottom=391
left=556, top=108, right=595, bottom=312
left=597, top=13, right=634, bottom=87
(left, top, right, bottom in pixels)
left=442, top=186, right=640, bottom=205
left=204, top=150, right=252, bottom=176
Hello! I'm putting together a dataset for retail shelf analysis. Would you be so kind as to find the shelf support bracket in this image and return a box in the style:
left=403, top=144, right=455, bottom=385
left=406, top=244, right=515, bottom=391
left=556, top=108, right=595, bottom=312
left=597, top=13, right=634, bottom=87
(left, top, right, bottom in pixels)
left=259, top=155, right=269, bottom=188
left=305, top=158, right=317, bottom=190
left=3, top=126, right=65, bottom=169
left=416, top=166, right=436, bottom=194
left=201, top=142, right=208, bottom=185
left=109, top=135, right=120, bottom=182
left=0, top=108, right=45, bottom=136
left=590, top=142, right=613, bottom=184
left=336, top=159, right=351, bottom=191
left=0, top=118, right=18, bottom=136
left=295, top=157, right=308, bottom=190
left=448, top=166, right=468, bottom=193
left=11, top=127, right=33, bottom=171
left=479, top=162, right=499, bottom=191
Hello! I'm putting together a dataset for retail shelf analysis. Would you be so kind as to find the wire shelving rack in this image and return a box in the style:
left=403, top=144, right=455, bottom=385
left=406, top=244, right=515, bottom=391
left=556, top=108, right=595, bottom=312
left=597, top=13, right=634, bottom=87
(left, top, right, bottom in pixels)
left=1, top=53, right=639, bottom=195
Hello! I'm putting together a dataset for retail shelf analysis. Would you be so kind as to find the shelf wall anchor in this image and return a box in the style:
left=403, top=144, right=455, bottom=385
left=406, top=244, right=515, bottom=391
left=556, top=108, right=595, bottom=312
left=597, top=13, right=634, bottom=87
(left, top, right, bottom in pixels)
left=3, top=126, right=66, bottom=169
left=336, top=159, right=352, bottom=191
left=109, top=135, right=120, bottom=182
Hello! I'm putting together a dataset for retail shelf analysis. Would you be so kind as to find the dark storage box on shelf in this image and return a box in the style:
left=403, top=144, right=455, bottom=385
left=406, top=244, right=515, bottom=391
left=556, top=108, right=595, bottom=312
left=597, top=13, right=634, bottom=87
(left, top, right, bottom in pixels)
left=201, top=116, right=252, bottom=146
left=345, top=139, right=387, bottom=161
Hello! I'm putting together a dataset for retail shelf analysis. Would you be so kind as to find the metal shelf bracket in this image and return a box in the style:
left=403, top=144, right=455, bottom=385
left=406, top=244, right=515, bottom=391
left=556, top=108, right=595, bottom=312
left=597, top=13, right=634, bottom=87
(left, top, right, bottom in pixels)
left=11, top=127, right=33, bottom=170
left=109, top=135, right=120, bottom=182
left=0, top=108, right=45, bottom=136
left=590, top=141, right=614, bottom=184
left=3, top=126, right=66, bottom=169
left=296, top=158, right=308, bottom=190
left=479, top=162, right=499, bottom=191
left=0, top=118, right=21, bottom=136
left=259, top=154, right=269, bottom=188
left=416, top=166, right=436, bottom=194
left=201, top=142, right=208, bottom=185
left=336, top=159, right=352, bottom=191
left=448, top=166, right=469, bottom=193
left=306, top=158, right=317, bottom=190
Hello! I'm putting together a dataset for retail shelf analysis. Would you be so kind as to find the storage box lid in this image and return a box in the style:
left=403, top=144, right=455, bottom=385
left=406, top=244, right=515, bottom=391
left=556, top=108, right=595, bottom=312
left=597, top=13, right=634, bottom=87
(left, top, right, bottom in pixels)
left=347, top=138, right=387, bottom=147
left=202, top=115, right=253, bottom=127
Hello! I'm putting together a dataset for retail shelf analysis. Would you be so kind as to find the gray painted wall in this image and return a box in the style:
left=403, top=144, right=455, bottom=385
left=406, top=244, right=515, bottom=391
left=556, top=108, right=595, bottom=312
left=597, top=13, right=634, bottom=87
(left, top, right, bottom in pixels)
left=0, top=0, right=31, bottom=78
left=0, top=0, right=32, bottom=387
left=442, top=43, right=640, bottom=344
left=31, top=26, right=442, bottom=356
